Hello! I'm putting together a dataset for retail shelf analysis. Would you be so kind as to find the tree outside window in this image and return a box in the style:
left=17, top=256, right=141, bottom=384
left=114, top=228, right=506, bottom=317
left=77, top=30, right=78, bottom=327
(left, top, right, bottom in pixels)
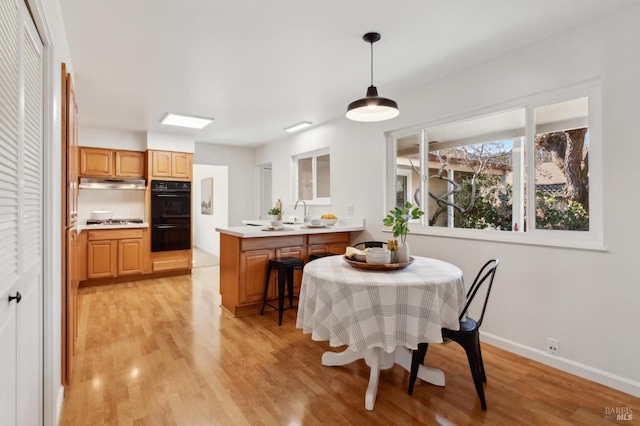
left=392, top=94, right=592, bottom=236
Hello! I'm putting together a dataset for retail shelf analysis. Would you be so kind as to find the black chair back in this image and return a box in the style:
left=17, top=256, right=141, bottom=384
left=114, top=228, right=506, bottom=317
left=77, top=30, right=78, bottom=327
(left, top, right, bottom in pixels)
left=352, top=241, right=386, bottom=249
left=459, top=259, right=499, bottom=327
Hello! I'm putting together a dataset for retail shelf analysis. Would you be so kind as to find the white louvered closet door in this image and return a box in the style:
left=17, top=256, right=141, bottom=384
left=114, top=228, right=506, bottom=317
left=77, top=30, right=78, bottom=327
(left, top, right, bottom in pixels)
left=0, top=0, right=44, bottom=424
left=0, top=0, right=20, bottom=420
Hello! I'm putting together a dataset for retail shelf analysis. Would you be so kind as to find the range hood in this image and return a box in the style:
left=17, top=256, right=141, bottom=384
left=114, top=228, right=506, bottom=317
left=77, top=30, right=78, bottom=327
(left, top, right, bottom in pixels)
left=79, top=177, right=146, bottom=190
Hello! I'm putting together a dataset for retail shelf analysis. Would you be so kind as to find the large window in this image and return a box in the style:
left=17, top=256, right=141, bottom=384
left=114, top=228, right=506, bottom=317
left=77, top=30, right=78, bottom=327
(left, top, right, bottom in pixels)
left=293, top=149, right=330, bottom=203
left=386, top=84, right=602, bottom=249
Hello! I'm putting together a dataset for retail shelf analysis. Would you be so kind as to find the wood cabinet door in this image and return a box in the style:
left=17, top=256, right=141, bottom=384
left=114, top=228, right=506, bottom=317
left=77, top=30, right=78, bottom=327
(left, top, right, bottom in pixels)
left=63, top=229, right=77, bottom=384
left=308, top=244, right=328, bottom=257
left=118, top=239, right=142, bottom=275
left=275, top=246, right=305, bottom=295
left=80, top=147, right=113, bottom=177
left=87, top=240, right=117, bottom=278
left=115, top=151, right=145, bottom=177
left=239, top=250, right=272, bottom=304
left=171, top=152, right=191, bottom=179
left=151, top=151, right=172, bottom=177
left=329, top=242, right=348, bottom=255
left=63, top=65, right=79, bottom=227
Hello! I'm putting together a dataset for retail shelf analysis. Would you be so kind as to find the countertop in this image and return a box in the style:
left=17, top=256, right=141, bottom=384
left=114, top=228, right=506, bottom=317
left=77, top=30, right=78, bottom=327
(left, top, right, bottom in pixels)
left=218, top=218, right=364, bottom=238
left=77, top=222, right=149, bottom=233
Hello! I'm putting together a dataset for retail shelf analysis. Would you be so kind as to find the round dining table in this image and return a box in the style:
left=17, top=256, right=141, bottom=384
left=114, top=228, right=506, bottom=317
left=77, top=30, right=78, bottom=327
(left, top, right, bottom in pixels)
left=296, top=255, right=466, bottom=411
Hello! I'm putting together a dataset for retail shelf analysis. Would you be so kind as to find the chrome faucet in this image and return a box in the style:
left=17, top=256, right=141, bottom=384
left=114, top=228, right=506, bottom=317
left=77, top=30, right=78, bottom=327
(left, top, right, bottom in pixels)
left=294, top=200, right=309, bottom=223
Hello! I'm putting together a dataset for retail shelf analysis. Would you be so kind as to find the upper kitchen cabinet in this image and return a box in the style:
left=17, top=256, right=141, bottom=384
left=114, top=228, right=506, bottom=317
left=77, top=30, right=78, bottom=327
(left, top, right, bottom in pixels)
left=148, top=150, right=192, bottom=180
left=115, top=150, right=145, bottom=177
left=62, top=63, right=78, bottom=227
left=79, top=147, right=145, bottom=178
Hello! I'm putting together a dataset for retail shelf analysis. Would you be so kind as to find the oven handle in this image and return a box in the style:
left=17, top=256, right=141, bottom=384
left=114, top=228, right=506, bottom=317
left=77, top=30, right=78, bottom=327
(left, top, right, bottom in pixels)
left=154, top=193, right=190, bottom=197
left=154, top=224, right=190, bottom=229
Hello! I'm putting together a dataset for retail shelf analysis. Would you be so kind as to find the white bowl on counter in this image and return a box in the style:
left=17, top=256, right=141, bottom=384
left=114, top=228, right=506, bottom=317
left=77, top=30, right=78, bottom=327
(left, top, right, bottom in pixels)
left=322, top=218, right=338, bottom=226
left=366, top=247, right=391, bottom=265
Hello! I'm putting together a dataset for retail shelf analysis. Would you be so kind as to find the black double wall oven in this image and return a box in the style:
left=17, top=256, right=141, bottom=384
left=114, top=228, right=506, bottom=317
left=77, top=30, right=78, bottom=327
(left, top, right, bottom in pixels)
left=151, top=180, right=191, bottom=252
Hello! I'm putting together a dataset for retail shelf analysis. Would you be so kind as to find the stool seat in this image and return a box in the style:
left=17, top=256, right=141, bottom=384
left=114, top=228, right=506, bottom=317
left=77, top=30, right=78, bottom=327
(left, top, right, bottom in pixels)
left=309, top=252, right=336, bottom=261
left=261, top=257, right=304, bottom=325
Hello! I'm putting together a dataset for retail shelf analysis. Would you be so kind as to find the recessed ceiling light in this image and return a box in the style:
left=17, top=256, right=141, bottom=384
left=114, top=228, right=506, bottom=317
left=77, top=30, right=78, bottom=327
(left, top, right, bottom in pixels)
left=284, top=121, right=313, bottom=132
left=161, top=113, right=214, bottom=129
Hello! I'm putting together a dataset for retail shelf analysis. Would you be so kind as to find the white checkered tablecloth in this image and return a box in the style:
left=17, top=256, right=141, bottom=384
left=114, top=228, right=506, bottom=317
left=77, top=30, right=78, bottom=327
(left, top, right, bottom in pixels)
left=296, top=255, right=466, bottom=353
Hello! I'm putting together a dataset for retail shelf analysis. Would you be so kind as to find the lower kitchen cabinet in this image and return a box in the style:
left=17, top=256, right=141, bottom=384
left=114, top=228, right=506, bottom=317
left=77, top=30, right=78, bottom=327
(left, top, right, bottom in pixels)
left=86, top=229, right=143, bottom=279
left=87, top=239, right=117, bottom=278
left=239, top=249, right=272, bottom=305
left=308, top=233, right=349, bottom=257
left=220, top=232, right=349, bottom=316
left=118, top=239, right=144, bottom=275
left=63, top=228, right=79, bottom=384
left=151, top=249, right=192, bottom=272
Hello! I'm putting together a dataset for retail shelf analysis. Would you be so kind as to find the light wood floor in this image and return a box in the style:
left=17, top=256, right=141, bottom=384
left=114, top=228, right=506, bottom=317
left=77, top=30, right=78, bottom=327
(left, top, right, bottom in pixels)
left=60, top=266, right=639, bottom=425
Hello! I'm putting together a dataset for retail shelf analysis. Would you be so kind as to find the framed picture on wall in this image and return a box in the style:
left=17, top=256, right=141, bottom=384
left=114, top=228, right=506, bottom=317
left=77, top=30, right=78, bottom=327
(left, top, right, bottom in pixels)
left=201, top=178, right=213, bottom=215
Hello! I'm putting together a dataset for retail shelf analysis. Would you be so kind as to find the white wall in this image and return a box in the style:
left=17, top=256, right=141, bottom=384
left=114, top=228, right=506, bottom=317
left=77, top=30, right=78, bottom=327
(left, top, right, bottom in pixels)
left=146, top=131, right=195, bottom=153
left=194, top=143, right=255, bottom=226
left=255, top=6, right=640, bottom=397
left=77, top=190, right=145, bottom=222
left=254, top=124, right=374, bottom=222
left=78, top=126, right=147, bottom=151
left=192, top=165, right=229, bottom=256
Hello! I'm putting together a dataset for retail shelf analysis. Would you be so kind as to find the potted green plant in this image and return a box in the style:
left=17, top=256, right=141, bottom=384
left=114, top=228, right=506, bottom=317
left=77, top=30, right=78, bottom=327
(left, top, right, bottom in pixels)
left=383, top=202, right=424, bottom=262
left=268, top=207, right=282, bottom=228
left=268, top=207, right=281, bottom=219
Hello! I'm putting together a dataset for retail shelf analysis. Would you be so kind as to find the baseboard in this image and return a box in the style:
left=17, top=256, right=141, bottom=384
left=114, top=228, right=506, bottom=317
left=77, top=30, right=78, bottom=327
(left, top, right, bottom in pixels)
left=481, top=332, right=640, bottom=397
left=56, top=384, right=64, bottom=425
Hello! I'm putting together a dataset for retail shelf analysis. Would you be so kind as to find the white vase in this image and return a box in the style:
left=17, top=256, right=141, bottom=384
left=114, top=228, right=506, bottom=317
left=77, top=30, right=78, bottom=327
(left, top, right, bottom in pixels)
left=397, top=240, right=410, bottom=263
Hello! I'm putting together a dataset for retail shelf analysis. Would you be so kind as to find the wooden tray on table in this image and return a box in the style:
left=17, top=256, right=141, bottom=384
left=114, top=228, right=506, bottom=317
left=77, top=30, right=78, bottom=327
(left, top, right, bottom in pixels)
left=343, top=256, right=414, bottom=271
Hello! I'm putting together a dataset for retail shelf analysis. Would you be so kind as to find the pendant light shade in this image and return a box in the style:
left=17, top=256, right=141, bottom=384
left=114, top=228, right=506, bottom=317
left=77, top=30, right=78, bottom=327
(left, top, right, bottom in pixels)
left=346, top=32, right=399, bottom=122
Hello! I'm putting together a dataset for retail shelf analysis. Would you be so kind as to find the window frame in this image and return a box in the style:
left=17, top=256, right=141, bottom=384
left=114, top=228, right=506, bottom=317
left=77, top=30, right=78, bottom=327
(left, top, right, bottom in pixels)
left=384, top=81, right=604, bottom=251
left=292, top=148, right=331, bottom=205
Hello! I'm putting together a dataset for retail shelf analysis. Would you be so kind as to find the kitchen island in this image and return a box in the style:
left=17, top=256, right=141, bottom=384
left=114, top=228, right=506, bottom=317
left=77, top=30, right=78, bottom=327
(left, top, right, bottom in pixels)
left=217, top=219, right=364, bottom=317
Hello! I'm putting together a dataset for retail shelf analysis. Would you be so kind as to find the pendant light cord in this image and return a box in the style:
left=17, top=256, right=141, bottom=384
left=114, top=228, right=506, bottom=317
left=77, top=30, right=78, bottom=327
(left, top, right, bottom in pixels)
left=370, top=41, right=374, bottom=86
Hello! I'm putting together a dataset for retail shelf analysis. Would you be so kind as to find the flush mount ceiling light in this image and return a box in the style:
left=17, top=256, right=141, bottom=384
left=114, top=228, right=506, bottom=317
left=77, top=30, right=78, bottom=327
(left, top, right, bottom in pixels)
left=284, top=121, right=313, bottom=132
left=346, top=32, right=399, bottom=122
left=160, top=113, right=214, bottom=129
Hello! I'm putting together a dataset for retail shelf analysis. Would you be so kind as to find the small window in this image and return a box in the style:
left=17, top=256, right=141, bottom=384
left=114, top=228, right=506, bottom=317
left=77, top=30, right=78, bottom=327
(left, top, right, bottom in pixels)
left=293, top=149, right=330, bottom=203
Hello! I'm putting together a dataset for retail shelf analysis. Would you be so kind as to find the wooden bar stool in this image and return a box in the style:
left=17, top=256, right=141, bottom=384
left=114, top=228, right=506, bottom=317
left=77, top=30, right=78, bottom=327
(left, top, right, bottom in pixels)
left=260, top=257, right=304, bottom=325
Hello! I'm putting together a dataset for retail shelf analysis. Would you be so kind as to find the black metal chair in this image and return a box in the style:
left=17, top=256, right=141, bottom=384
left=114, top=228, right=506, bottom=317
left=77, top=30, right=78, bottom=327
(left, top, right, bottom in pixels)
left=308, top=252, right=336, bottom=261
left=352, top=241, right=386, bottom=249
left=407, top=259, right=499, bottom=411
left=260, top=257, right=304, bottom=325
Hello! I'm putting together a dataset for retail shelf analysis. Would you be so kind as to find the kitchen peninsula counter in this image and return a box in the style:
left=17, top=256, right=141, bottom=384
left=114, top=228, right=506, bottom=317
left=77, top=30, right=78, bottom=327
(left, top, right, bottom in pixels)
left=217, top=219, right=364, bottom=317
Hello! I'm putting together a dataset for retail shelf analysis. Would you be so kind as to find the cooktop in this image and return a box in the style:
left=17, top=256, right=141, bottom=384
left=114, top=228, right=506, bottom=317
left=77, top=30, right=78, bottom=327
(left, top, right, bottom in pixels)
left=86, top=218, right=144, bottom=225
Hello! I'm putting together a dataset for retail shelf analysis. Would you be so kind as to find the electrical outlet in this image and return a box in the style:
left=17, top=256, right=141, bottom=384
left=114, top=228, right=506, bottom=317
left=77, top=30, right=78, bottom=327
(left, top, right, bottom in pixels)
left=547, top=338, right=559, bottom=356
left=347, top=205, right=354, bottom=215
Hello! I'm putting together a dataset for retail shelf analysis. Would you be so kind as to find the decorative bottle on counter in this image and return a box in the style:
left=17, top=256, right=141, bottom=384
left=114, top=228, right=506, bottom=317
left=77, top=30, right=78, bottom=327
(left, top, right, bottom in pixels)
left=275, top=199, right=282, bottom=220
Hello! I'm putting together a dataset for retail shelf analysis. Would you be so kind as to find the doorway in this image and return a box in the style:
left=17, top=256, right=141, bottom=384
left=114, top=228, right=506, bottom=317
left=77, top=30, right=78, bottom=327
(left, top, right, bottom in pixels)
left=259, top=163, right=272, bottom=220
left=192, top=164, right=229, bottom=258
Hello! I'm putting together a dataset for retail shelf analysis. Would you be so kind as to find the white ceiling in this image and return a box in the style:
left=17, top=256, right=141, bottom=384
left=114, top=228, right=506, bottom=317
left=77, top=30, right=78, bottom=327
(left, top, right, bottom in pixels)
left=59, top=0, right=638, bottom=148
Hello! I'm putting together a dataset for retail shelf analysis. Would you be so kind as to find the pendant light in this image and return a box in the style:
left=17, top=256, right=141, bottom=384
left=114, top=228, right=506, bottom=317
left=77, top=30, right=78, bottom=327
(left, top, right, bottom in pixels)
left=346, top=32, right=399, bottom=122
